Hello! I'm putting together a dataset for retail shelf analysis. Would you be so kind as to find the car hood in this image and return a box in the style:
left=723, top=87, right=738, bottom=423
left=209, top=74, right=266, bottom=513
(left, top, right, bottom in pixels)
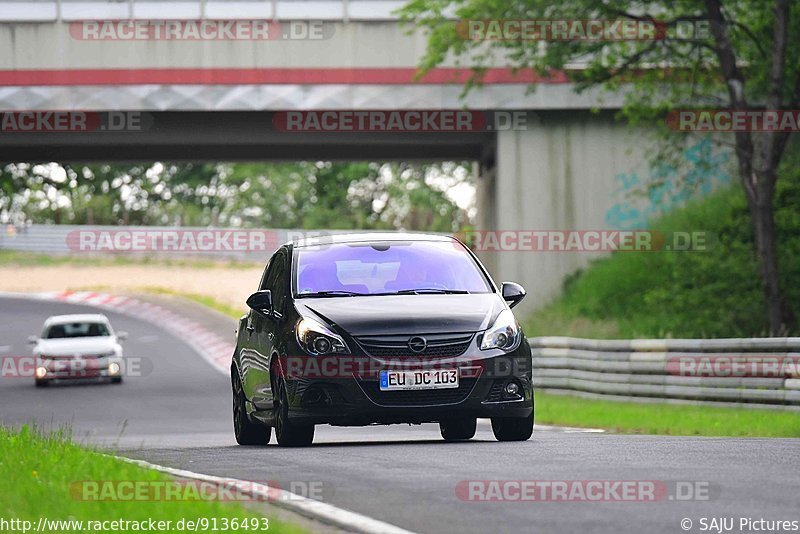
left=296, top=293, right=505, bottom=336
left=35, top=337, right=118, bottom=357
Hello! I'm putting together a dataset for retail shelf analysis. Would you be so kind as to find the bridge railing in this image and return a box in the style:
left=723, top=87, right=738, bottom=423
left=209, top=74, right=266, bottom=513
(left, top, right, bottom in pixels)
left=0, top=0, right=407, bottom=22
left=529, top=336, right=800, bottom=409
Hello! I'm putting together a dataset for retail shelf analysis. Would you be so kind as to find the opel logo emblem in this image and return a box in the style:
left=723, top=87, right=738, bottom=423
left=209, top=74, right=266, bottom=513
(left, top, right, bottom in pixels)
left=408, top=336, right=427, bottom=353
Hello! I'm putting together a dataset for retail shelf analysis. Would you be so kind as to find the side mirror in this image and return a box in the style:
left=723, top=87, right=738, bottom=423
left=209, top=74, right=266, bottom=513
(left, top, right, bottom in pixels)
left=501, top=281, right=526, bottom=309
left=27, top=335, right=38, bottom=345
left=246, top=290, right=273, bottom=316
left=116, top=331, right=128, bottom=341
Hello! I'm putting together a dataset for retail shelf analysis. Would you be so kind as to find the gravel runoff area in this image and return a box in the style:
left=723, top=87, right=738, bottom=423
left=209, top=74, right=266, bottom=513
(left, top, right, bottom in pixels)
left=0, top=264, right=263, bottom=310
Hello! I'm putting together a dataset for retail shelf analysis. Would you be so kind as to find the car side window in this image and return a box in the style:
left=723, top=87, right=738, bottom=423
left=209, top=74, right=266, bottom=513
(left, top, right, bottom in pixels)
left=266, top=251, right=287, bottom=316
left=271, top=253, right=289, bottom=316
left=258, top=256, right=276, bottom=291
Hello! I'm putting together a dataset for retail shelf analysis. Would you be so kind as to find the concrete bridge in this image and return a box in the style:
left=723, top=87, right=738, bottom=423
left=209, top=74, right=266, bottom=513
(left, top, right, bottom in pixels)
left=0, top=0, right=730, bottom=315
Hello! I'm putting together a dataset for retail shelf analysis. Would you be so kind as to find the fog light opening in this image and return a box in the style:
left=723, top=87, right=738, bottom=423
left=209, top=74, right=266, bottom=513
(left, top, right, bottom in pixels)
left=502, top=380, right=522, bottom=399
left=302, top=387, right=331, bottom=407
left=35, top=366, right=47, bottom=379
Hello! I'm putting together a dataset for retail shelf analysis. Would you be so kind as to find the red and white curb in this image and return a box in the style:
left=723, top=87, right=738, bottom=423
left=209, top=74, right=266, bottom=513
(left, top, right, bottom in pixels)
left=2, top=290, right=232, bottom=375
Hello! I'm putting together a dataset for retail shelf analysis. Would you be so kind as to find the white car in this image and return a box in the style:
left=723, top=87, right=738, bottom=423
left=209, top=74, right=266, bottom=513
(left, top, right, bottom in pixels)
left=28, top=314, right=126, bottom=387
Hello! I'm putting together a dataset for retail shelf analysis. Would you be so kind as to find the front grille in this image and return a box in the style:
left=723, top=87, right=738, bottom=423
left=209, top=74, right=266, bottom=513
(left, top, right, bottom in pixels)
left=355, top=333, right=474, bottom=360
left=358, top=378, right=477, bottom=406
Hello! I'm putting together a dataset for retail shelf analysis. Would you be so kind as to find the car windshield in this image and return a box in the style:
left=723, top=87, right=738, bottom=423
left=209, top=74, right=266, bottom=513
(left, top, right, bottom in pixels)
left=44, top=322, right=111, bottom=339
left=295, top=240, right=491, bottom=296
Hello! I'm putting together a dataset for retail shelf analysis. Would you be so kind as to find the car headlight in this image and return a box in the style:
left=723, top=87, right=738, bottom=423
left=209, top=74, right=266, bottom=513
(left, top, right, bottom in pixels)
left=296, top=317, right=349, bottom=356
left=480, top=309, right=521, bottom=351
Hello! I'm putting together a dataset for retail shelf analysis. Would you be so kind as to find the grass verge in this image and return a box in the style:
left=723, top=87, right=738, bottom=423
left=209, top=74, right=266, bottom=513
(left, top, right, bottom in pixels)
left=535, top=391, right=800, bottom=437
left=137, top=287, right=244, bottom=320
left=0, top=425, right=304, bottom=534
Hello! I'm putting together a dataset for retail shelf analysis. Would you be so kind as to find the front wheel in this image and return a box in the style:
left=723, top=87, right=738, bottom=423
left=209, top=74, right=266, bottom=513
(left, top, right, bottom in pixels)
left=273, top=376, right=314, bottom=447
left=232, top=369, right=271, bottom=446
left=440, top=417, right=476, bottom=441
left=491, top=411, right=533, bottom=442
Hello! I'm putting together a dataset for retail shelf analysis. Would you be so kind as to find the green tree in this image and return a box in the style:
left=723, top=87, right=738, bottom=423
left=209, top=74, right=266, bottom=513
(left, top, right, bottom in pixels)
left=1, top=161, right=472, bottom=233
left=400, top=0, right=800, bottom=334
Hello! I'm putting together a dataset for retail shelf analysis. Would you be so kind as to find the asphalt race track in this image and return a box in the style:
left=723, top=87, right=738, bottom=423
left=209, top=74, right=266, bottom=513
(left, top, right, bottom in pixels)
left=1, top=296, right=798, bottom=534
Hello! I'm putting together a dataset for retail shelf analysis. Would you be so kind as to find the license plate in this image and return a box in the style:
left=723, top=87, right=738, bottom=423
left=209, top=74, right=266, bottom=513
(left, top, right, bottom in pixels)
left=379, top=369, right=459, bottom=391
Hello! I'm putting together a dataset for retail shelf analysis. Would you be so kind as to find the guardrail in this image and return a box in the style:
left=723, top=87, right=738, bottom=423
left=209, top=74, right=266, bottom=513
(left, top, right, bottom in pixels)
left=0, top=224, right=356, bottom=262
left=0, top=224, right=447, bottom=261
left=529, top=337, right=800, bottom=409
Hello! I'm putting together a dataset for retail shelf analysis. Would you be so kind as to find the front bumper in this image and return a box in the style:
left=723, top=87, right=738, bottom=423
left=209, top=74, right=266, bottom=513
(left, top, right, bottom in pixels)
left=279, top=344, right=533, bottom=426
left=36, top=357, right=123, bottom=381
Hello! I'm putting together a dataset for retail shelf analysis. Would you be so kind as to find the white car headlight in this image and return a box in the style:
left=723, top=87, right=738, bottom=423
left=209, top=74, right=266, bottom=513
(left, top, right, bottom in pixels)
left=480, top=309, right=521, bottom=351
left=296, top=317, right=349, bottom=356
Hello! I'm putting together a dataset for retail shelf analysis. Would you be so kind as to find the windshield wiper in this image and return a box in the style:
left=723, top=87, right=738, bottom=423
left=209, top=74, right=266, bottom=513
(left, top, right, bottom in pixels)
left=390, top=289, right=471, bottom=295
left=299, top=290, right=367, bottom=298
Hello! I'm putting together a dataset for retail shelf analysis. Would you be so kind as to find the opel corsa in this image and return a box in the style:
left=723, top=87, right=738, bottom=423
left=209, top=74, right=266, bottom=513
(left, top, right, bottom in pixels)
left=231, top=233, right=533, bottom=446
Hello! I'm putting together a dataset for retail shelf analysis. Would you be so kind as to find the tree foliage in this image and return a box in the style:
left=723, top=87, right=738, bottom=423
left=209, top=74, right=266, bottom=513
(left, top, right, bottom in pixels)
left=0, top=161, right=473, bottom=232
left=399, top=0, right=800, bottom=333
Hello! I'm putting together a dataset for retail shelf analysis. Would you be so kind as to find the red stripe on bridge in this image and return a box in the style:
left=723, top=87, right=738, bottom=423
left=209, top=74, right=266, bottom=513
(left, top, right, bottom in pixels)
left=0, top=67, right=570, bottom=86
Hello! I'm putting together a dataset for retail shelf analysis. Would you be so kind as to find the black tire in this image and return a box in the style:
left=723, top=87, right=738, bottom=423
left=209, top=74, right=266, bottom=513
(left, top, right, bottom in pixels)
left=232, top=369, right=271, bottom=446
left=111, top=376, right=123, bottom=384
left=491, top=411, right=534, bottom=442
left=273, top=375, right=314, bottom=447
left=439, top=417, right=477, bottom=441
left=35, top=379, right=48, bottom=388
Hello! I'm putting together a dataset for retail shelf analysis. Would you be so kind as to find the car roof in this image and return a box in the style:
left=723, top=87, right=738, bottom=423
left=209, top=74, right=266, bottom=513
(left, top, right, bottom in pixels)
left=289, top=232, right=456, bottom=249
left=43, top=314, right=111, bottom=327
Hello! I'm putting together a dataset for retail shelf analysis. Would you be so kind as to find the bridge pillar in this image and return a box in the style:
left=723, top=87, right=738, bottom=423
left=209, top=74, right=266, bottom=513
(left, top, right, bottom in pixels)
left=487, top=110, right=650, bottom=318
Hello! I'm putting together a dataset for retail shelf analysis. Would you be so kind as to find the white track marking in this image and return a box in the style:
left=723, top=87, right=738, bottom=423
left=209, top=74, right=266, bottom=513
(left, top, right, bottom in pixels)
left=118, top=456, right=418, bottom=534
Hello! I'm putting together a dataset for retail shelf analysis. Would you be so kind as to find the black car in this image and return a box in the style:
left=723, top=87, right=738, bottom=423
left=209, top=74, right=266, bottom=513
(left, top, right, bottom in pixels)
left=231, top=233, right=533, bottom=446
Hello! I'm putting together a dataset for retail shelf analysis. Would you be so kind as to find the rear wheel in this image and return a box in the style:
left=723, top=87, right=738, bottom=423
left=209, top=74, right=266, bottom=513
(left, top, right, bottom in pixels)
left=439, top=417, right=477, bottom=441
left=491, top=411, right=534, bottom=442
left=232, top=369, right=270, bottom=445
left=273, top=375, right=314, bottom=447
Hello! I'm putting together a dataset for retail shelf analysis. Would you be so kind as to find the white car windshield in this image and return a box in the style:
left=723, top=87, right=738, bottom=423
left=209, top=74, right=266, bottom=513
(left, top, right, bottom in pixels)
left=44, top=322, right=111, bottom=339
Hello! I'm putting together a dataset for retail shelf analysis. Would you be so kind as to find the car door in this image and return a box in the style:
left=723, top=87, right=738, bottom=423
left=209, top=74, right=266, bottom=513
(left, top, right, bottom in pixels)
left=249, top=248, right=288, bottom=410
left=240, top=254, right=275, bottom=406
